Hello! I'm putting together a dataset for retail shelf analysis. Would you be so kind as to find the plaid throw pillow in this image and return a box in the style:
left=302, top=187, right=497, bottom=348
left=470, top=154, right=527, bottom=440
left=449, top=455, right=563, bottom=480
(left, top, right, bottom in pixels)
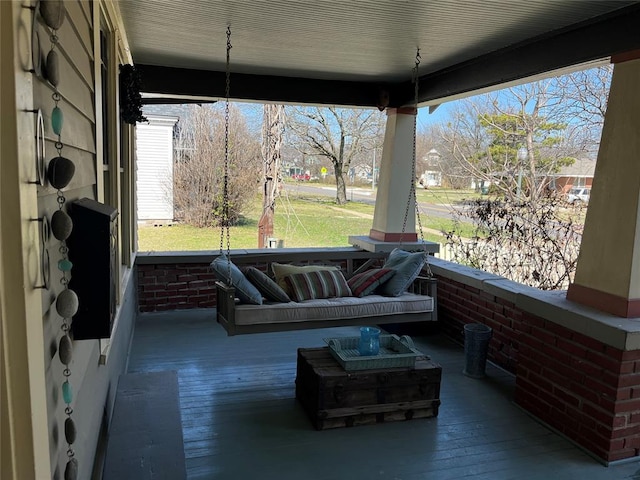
left=284, top=270, right=352, bottom=302
left=347, top=268, right=395, bottom=297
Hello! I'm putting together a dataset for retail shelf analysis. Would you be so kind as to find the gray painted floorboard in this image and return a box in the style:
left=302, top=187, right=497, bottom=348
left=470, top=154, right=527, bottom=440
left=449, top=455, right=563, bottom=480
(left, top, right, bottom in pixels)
left=127, top=309, right=640, bottom=480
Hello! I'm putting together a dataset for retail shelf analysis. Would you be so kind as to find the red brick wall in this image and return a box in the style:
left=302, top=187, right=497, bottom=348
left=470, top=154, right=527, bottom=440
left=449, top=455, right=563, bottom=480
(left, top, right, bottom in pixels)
left=136, top=257, right=354, bottom=312
left=137, top=263, right=218, bottom=312
left=437, top=276, right=640, bottom=463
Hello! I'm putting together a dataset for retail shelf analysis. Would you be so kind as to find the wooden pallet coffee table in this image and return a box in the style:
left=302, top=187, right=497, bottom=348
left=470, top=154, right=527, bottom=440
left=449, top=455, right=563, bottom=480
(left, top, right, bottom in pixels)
left=295, top=347, right=442, bottom=430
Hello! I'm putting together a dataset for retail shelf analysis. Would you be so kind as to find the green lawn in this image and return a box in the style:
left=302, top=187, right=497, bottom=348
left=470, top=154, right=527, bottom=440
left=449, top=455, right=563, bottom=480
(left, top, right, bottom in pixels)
left=415, top=187, right=481, bottom=205
left=138, top=193, right=472, bottom=252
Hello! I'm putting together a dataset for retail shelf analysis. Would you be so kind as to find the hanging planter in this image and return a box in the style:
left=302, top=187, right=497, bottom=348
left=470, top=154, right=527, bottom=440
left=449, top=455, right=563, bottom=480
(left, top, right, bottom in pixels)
left=119, top=64, right=147, bottom=125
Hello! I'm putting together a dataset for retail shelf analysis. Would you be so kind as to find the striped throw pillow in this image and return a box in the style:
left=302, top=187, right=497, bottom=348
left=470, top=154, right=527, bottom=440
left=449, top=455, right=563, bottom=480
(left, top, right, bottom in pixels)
left=347, top=268, right=395, bottom=297
left=284, top=270, right=352, bottom=302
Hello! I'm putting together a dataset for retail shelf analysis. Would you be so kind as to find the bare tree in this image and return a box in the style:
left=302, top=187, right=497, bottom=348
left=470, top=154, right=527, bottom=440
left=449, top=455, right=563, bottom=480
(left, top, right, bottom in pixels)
left=287, top=106, right=385, bottom=204
left=439, top=66, right=611, bottom=290
left=445, top=196, right=583, bottom=290
left=439, top=71, right=610, bottom=205
left=554, top=64, right=612, bottom=157
left=173, top=104, right=261, bottom=227
left=258, top=104, right=284, bottom=247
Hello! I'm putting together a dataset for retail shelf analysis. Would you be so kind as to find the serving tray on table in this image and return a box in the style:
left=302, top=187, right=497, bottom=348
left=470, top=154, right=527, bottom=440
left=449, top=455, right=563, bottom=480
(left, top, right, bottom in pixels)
left=324, top=334, right=425, bottom=371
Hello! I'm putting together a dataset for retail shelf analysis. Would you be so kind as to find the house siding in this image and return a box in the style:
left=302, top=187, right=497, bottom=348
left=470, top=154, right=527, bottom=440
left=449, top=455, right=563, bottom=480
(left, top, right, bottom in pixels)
left=0, top=1, right=136, bottom=479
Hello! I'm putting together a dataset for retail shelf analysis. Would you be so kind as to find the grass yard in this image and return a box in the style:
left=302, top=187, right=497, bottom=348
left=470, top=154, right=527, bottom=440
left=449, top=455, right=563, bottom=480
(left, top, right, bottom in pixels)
left=415, top=187, right=482, bottom=205
left=138, top=193, right=472, bottom=252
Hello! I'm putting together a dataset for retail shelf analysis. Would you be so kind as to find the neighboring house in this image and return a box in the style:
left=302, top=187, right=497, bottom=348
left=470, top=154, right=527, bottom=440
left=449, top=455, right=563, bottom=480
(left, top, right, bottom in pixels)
left=549, top=157, right=596, bottom=193
left=136, top=114, right=179, bottom=223
left=419, top=148, right=443, bottom=188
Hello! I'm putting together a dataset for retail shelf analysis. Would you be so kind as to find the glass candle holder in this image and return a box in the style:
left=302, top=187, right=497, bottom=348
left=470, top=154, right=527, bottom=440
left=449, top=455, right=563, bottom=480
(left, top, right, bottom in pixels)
left=359, top=327, right=380, bottom=356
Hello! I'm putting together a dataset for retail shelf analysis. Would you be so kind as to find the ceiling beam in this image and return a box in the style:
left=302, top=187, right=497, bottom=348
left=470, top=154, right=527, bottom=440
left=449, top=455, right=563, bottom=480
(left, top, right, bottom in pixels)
left=399, top=3, right=640, bottom=106
left=137, top=64, right=395, bottom=109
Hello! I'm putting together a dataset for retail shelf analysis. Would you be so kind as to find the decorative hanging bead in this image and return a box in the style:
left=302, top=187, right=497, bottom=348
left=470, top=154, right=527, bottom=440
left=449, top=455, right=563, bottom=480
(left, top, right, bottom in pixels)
left=45, top=49, right=60, bottom=87
left=58, top=334, right=73, bottom=365
left=62, top=380, right=72, bottom=404
left=51, top=209, right=73, bottom=240
left=56, top=289, right=78, bottom=318
left=40, top=0, right=66, bottom=30
left=47, top=156, right=75, bottom=189
left=64, top=417, right=77, bottom=444
left=57, top=258, right=73, bottom=272
left=51, top=106, right=64, bottom=135
left=58, top=335, right=73, bottom=365
left=64, top=457, right=78, bottom=480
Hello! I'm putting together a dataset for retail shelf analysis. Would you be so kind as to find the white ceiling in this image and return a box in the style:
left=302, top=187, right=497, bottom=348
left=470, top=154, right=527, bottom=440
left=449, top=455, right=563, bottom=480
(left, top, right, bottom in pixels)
left=117, top=1, right=640, bottom=106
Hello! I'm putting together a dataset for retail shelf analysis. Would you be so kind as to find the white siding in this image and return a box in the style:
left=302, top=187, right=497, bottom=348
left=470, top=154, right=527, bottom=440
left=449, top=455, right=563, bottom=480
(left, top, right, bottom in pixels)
left=136, top=116, right=178, bottom=221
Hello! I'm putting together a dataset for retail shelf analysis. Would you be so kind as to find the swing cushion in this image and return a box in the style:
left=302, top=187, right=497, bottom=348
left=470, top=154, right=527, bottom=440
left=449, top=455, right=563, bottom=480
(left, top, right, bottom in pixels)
left=377, top=249, right=428, bottom=297
left=347, top=268, right=395, bottom=297
left=210, top=255, right=263, bottom=305
left=242, top=267, right=291, bottom=303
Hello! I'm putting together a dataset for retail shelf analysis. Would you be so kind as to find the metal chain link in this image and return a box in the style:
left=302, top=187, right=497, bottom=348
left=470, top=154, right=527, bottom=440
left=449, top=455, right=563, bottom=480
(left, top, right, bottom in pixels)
left=400, top=48, right=432, bottom=277
left=220, top=26, right=232, bottom=281
left=400, top=49, right=421, bottom=244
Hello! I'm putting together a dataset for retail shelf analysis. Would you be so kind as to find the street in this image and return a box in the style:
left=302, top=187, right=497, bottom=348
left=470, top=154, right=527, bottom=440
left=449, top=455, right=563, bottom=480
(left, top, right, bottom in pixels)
left=282, top=182, right=457, bottom=220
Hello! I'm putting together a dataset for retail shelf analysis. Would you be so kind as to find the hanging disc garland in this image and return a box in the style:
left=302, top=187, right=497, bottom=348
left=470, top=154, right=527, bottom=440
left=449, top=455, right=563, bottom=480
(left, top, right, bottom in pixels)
left=38, top=1, right=79, bottom=477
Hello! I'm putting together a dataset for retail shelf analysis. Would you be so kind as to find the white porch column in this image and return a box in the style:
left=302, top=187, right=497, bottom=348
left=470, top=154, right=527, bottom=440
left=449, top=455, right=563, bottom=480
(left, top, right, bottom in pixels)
left=369, top=107, right=417, bottom=242
left=567, top=55, right=640, bottom=317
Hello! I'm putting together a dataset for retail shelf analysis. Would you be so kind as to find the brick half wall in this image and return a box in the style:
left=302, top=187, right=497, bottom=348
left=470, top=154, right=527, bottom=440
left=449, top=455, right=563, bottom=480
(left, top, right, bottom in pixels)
left=135, top=248, right=382, bottom=313
left=138, top=263, right=217, bottom=312
left=431, top=257, right=640, bottom=464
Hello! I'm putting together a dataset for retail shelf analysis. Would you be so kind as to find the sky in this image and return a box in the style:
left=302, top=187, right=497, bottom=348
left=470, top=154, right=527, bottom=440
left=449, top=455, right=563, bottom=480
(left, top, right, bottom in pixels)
left=417, top=102, right=455, bottom=130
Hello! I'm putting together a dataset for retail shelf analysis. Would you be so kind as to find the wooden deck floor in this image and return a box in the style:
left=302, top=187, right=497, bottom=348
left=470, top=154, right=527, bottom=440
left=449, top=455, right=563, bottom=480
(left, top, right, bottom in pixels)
left=127, top=309, right=640, bottom=480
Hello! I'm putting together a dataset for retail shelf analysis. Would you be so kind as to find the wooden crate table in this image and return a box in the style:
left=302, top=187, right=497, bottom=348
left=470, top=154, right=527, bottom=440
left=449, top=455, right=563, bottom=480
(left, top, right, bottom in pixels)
left=295, top=347, right=442, bottom=430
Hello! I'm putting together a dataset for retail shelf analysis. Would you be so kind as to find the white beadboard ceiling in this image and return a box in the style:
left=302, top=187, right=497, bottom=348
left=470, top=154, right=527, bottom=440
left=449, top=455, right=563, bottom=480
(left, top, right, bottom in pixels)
left=117, top=0, right=640, bottom=105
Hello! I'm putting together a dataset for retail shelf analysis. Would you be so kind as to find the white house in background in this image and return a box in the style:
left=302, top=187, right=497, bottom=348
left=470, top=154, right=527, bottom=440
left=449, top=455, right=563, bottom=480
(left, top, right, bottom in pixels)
left=419, top=148, right=443, bottom=188
left=136, top=115, right=179, bottom=223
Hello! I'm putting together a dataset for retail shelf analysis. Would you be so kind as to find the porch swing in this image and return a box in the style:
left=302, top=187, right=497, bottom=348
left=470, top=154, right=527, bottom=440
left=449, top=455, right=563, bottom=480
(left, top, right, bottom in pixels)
left=212, top=31, right=437, bottom=336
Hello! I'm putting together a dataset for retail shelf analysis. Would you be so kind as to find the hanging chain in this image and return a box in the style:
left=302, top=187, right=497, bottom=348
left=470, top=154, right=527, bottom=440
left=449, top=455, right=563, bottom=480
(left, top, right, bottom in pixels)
left=219, top=26, right=232, bottom=281
left=412, top=49, right=426, bottom=246
left=400, top=48, right=432, bottom=276
left=400, top=48, right=421, bottom=244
